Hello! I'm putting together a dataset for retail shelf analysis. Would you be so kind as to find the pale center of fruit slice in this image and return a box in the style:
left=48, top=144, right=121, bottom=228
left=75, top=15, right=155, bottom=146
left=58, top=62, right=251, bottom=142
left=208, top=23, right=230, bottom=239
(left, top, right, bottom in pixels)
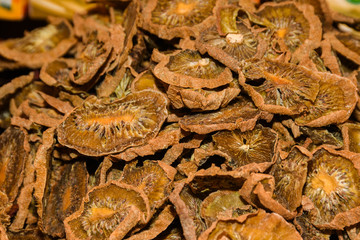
left=277, top=28, right=287, bottom=39
left=175, top=2, right=196, bottom=15
left=311, top=169, right=339, bottom=195
left=86, top=113, right=136, bottom=126
left=89, top=207, right=117, bottom=222
left=226, top=33, right=244, bottom=44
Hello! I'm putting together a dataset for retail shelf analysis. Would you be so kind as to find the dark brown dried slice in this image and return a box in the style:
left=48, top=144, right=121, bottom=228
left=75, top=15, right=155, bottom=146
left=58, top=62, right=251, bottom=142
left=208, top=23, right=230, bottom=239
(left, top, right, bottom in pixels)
left=240, top=59, right=320, bottom=115
left=272, top=122, right=296, bottom=158
left=294, top=212, right=332, bottom=240
left=57, top=90, right=168, bottom=156
left=255, top=2, right=322, bottom=53
left=270, top=146, right=311, bottom=213
left=166, top=80, right=240, bottom=111
left=326, top=31, right=360, bottom=65
left=111, top=123, right=182, bottom=161
left=153, top=49, right=233, bottom=89
left=40, top=159, right=88, bottom=238
left=64, top=182, right=150, bottom=240
left=0, top=18, right=76, bottom=69
left=5, top=228, right=54, bottom=240
left=294, top=71, right=357, bottom=127
left=120, top=161, right=176, bottom=211
left=200, top=190, right=250, bottom=226
left=304, top=147, right=360, bottom=229
left=142, top=0, right=222, bottom=39
left=341, top=123, right=360, bottom=153
left=70, top=31, right=113, bottom=86
left=199, top=210, right=302, bottom=240
left=300, top=126, right=343, bottom=150
left=0, top=127, right=28, bottom=204
left=169, top=183, right=206, bottom=240
left=213, top=125, right=278, bottom=169
left=179, top=96, right=273, bottom=134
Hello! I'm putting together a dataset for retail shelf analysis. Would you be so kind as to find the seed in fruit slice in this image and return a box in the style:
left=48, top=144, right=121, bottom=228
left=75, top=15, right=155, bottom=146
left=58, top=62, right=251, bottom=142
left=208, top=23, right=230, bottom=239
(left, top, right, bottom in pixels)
left=57, top=90, right=168, bottom=156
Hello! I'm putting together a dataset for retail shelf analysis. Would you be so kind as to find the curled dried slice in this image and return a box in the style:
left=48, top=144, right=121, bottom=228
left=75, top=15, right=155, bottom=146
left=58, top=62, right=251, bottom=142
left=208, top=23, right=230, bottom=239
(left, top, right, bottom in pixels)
left=0, top=18, right=76, bottom=69
left=179, top=96, right=273, bottom=134
left=40, top=160, right=88, bottom=238
left=64, top=182, right=150, bottom=240
left=120, top=161, right=176, bottom=210
left=0, top=73, right=33, bottom=102
left=326, top=31, right=360, bottom=65
left=199, top=210, right=302, bottom=240
left=294, top=72, right=357, bottom=127
left=255, top=2, right=321, bottom=53
left=131, top=70, right=160, bottom=92
left=153, top=50, right=232, bottom=89
left=0, top=127, right=28, bottom=204
left=304, top=147, right=360, bottom=229
left=294, top=212, right=332, bottom=240
left=200, top=190, right=250, bottom=226
left=142, top=0, right=221, bottom=39
left=166, top=80, right=240, bottom=111
left=240, top=59, right=320, bottom=115
left=213, top=125, right=278, bottom=169
left=270, top=146, right=310, bottom=213
left=57, top=90, right=168, bottom=156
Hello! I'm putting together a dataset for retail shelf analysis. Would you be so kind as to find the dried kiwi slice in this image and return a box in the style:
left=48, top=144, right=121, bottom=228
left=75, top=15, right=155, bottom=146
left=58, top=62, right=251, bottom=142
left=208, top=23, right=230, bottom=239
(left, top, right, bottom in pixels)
left=304, top=148, right=360, bottom=229
left=213, top=125, right=278, bottom=169
left=326, top=31, right=360, bottom=65
left=199, top=210, right=302, bottom=240
left=241, top=59, right=320, bottom=115
left=142, top=0, right=221, bottom=39
left=341, top=123, right=360, bottom=153
left=57, top=90, right=168, bottom=156
left=0, top=18, right=76, bottom=69
left=294, top=72, right=357, bottom=127
left=64, top=182, right=150, bottom=240
left=153, top=50, right=233, bottom=89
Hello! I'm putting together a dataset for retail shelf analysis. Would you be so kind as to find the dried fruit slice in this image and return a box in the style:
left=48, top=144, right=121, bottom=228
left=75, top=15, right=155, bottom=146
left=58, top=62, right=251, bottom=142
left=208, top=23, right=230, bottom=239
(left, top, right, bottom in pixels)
left=0, top=18, right=76, bottom=69
left=166, top=80, right=240, bottom=111
left=0, top=127, right=28, bottom=204
left=40, top=160, right=88, bottom=238
left=120, top=161, right=176, bottom=210
left=131, top=70, right=160, bottom=92
left=300, top=126, right=343, bottom=149
left=199, top=210, right=302, bottom=240
left=64, top=182, right=150, bottom=240
left=142, top=0, right=221, bottom=39
left=153, top=50, right=233, bottom=89
left=57, top=90, right=168, bottom=156
left=270, top=146, right=310, bottom=213
left=179, top=96, right=273, bottom=134
left=341, top=123, right=360, bottom=153
left=0, top=73, right=33, bottom=102
left=326, top=31, right=360, bottom=65
left=294, top=71, right=357, bottom=127
left=240, top=59, right=320, bottom=115
left=304, top=147, right=360, bottom=229
left=255, top=2, right=322, bottom=53
left=196, top=6, right=264, bottom=71
left=213, top=125, right=278, bottom=169
left=294, top=212, right=332, bottom=240
left=200, top=190, right=250, bottom=226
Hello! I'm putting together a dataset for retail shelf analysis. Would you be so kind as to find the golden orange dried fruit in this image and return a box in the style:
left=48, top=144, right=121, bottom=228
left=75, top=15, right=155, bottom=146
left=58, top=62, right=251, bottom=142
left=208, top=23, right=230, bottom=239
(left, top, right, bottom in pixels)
left=240, top=59, right=320, bottom=115
left=142, top=0, right=222, bottom=39
left=179, top=96, right=273, bottom=134
left=213, top=125, right=277, bottom=169
left=304, top=147, right=360, bottom=229
left=341, top=123, right=360, bottom=153
left=57, top=90, right=168, bottom=156
left=199, top=210, right=302, bottom=240
left=0, top=18, right=76, bottom=69
left=326, top=31, right=360, bottom=65
left=64, top=182, right=150, bottom=240
left=153, top=50, right=233, bottom=89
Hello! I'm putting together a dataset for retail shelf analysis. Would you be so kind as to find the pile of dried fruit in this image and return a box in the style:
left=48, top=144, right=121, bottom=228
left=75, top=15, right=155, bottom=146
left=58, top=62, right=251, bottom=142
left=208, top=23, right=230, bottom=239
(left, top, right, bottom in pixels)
left=1, top=0, right=360, bottom=239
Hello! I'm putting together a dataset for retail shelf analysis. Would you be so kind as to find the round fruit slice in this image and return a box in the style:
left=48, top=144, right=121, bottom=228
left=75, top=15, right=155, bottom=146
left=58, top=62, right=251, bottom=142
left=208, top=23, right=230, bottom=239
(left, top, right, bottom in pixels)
left=213, top=125, right=278, bottom=169
left=240, top=59, right=320, bottom=115
left=153, top=50, right=233, bottom=89
left=304, top=147, right=360, bottom=229
left=142, top=0, right=222, bottom=39
left=57, top=90, right=168, bottom=156
left=0, top=18, right=76, bottom=69
left=199, top=210, right=302, bottom=240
